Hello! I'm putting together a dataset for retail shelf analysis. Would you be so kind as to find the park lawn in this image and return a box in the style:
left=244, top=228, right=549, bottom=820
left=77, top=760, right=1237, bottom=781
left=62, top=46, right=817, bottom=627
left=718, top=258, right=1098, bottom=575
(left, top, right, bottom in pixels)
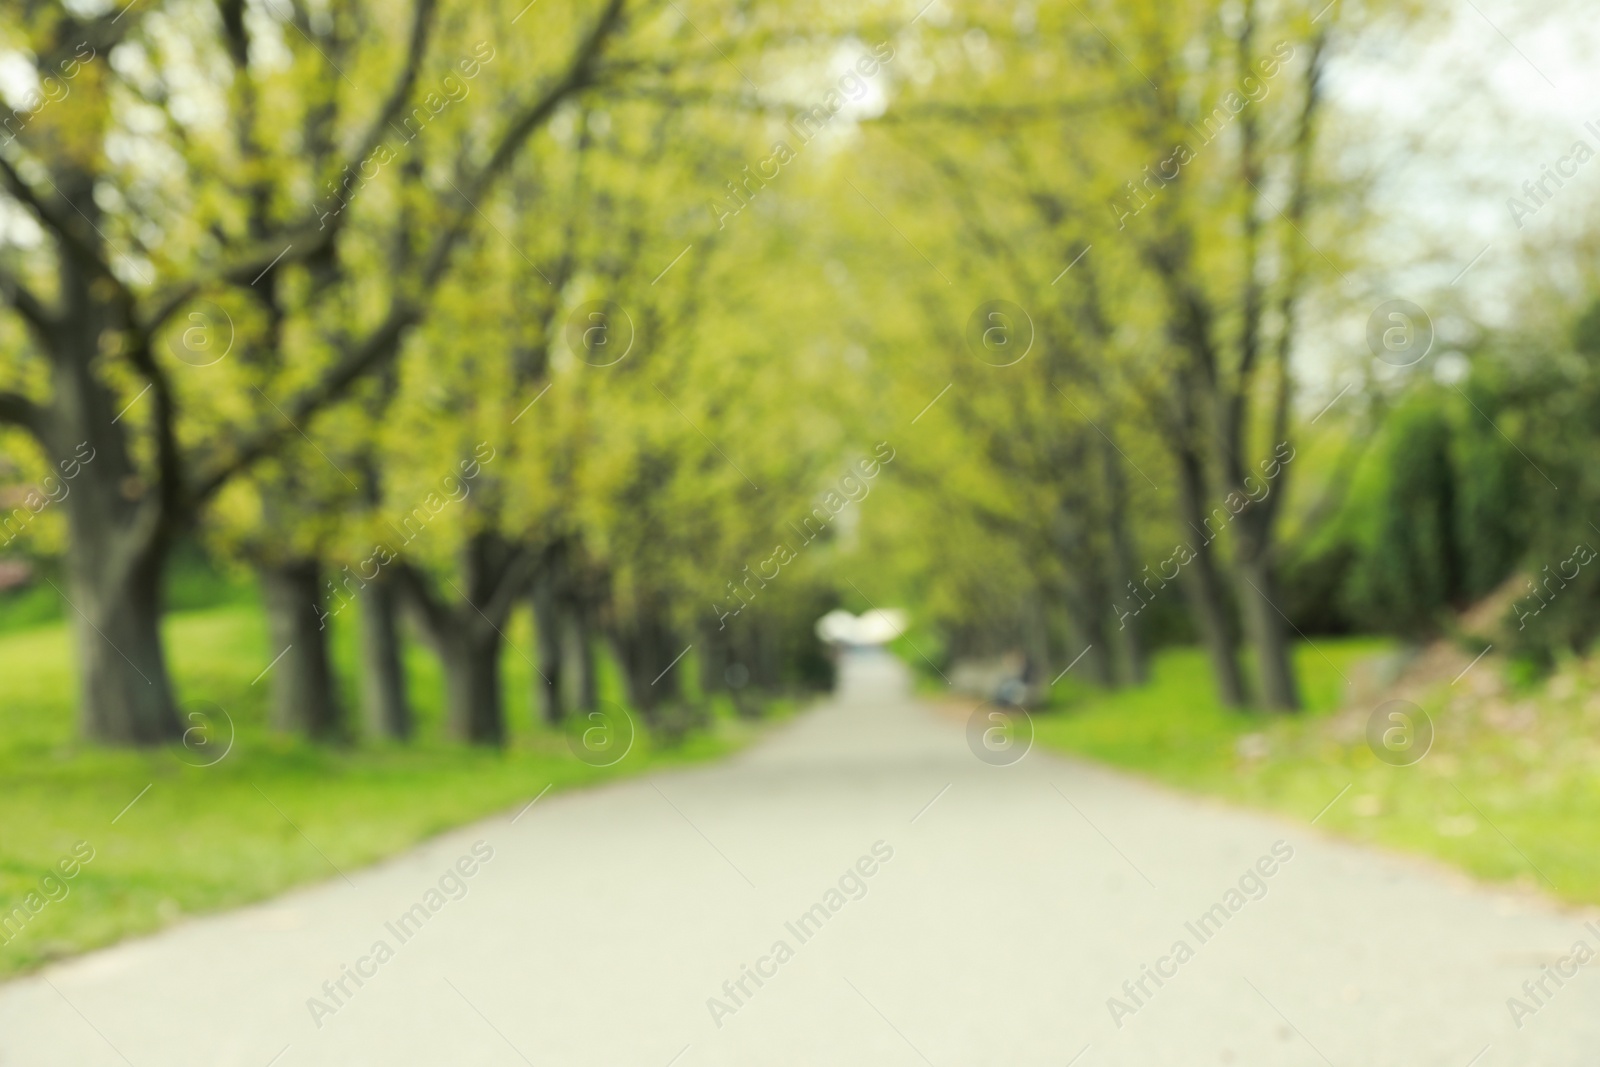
left=0, top=602, right=790, bottom=980
left=1033, top=638, right=1600, bottom=907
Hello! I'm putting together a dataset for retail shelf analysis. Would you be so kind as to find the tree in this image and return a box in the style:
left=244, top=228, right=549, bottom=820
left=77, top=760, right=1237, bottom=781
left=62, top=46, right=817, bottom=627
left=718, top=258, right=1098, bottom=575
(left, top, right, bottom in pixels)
left=0, top=0, right=631, bottom=742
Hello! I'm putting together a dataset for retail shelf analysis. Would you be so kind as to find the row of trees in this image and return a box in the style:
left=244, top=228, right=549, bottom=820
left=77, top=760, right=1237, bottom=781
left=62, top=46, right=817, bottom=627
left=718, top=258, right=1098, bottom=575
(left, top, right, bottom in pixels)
left=846, top=0, right=1598, bottom=702
left=836, top=0, right=1397, bottom=711
left=5, top=0, right=1592, bottom=745
left=0, top=0, right=872, bottom=744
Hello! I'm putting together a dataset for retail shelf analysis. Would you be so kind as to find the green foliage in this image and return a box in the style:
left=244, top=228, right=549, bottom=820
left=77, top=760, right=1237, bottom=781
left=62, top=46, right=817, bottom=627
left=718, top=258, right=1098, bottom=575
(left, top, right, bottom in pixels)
left=1351, top=401, right=1460, bottom=632
left=1462, top=297, right=1600, bottom=665
left=0, top=0, right=1570, bottom=736
left=1453, top=411, right=1527, bottom=601
left=1336, top=388, right=1527, bottom=636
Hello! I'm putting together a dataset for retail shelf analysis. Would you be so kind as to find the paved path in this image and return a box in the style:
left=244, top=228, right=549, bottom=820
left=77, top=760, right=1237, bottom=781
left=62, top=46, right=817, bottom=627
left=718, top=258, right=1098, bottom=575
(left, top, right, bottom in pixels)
left=5, top=651, right=1599, bottom=1066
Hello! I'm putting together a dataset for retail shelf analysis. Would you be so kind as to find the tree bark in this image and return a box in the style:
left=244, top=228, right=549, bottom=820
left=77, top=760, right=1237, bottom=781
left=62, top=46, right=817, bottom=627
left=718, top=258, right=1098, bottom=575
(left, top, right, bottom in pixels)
left=438, top=624, right=505, bottom=744
left=1053, top=496, right=1115, bottom=689
left=51, top=318, right=181, bottom=744
left=719, top=620, right=762, bottom=716
left=1101, top=437, right=1149, bottom=685
left=564, top=595, right=598, bottom=713
left=754, top=618, right=781, bottom=692
left=698, top=618, right=728, bottom=697
left=259, top=558, right=343, bottom=739
left=530, top=571, right=566, bottom=726
left=357, top=575, right=412, bottom=740
left=66, top=521, right=181, bottom=744
left=1174, top=447, right=1248, bottom=708
left=1236, top=556, right=1301, bottom=711
left=611, top=605, right=681, bottom=722
left=397, top=533, right=529, bottom=745
left=1061, top=586, right=1115, bottom=687
left=1022, top=590, right=1053, bottom=690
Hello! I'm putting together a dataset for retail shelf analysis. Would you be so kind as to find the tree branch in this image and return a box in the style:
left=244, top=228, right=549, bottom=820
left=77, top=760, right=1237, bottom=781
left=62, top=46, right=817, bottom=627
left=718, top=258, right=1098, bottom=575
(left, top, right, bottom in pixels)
left=394, top=561, right=451, bottom=648
left=0, top=263, right=57, bottom=339
left=190, top=302, right=417, bottom=504
left=0, top=153, right=121, bottom=293
left=139, top=0, right=440, bottom=337
left=188, top=0, right=630, bottom=502
left=484, top=544, right=539, bottom=626
left=121, top=332, right=186, bottom=551
left=0, top=389, right=42, bottom=431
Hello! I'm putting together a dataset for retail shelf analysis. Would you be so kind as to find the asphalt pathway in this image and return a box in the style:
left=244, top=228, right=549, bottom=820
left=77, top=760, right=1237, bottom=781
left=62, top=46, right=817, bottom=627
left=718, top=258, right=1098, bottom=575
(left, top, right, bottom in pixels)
left=3, top=650, right=1597, bottom=1065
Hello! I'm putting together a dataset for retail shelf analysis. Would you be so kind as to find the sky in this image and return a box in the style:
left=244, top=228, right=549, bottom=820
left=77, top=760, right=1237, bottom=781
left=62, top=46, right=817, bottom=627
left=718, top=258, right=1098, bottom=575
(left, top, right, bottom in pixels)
left=1272, top=0, right=1600, bottom=403
left=1338, top=0, right=1600, bottom=305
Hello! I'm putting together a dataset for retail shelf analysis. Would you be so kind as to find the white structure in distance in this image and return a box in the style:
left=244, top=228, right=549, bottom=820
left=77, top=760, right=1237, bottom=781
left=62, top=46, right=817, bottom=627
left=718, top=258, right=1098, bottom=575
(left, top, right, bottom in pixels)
left=815, top=608, right=908, bottom=647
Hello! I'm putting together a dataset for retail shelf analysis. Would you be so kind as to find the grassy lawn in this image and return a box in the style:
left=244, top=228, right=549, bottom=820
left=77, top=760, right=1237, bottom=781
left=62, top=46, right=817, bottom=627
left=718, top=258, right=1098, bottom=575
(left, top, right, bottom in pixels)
left=0, top=600, right=790, bottom=980
left=1032, top=638, right=1600, bottom=907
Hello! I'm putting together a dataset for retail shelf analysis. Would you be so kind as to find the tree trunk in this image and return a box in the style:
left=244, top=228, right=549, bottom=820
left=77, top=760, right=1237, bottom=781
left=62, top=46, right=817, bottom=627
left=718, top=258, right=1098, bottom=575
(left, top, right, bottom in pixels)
left=48, top=285, right=182, bottom=744
left=698, top=619, right=729, bottom=698
left=530, top=572, right=566, bottom=726
left=721, top=621, right=760, bottom=716
left=396, top=533, right=528, bottom=745
left=612, top=607, right=681, bottom=722
left=754, top=618, right=781, bottom=692
left=438, top=624, right=505, bottom=744
left=259, top=558, right=343, bottom=739
left=1174, top=448, right=1248, bottom=708
left=1101, top=437, right=1149, bottom=685
left=1052, top=486, right=1118, bottom=690
left=564, top=596, right=598, bottom=712
left=1022, top=590, right=1053, bottom=690
left=357, top=575, right=412, bottom=740
left=66, top=525, right=181, bottom=745
left=1110, top=605, right=1149, bottom=688
left=1061, top=588, right=1115, bottom=687
left=1180, top=553, right=1246, bottom=706
left=1236, top=557, right=1302, bottom=711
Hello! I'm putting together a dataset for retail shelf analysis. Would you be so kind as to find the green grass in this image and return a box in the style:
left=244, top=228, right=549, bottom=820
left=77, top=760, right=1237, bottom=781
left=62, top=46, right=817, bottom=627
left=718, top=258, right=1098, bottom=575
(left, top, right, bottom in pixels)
left=0, top=600, right=791, bottom=979
left=1033, top=638, right=1600, bottom=906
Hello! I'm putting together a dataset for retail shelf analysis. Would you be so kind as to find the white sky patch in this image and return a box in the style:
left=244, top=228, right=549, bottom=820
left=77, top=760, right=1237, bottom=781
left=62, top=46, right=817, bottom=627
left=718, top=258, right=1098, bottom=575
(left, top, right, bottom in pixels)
left=763, top=37, right=894, bottom=148
left=1288, top=0, right=1599, bottom=401
left=0, top=50, right=40, bottom=111
left=0, top=199, right=44, bottom=249
left=246, top=0, right=298, bottom=74
left=62, top=0, right=116, bottom=16
left=830, top=40, right=891, bottom=122
left=1336, top=0, right=1600, bottom=310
